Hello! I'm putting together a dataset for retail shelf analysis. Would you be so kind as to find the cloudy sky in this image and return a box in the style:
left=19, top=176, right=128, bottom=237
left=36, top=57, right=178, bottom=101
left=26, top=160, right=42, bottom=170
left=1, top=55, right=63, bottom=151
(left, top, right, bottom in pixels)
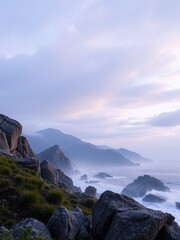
left=1, top=0, right=180, bottom=162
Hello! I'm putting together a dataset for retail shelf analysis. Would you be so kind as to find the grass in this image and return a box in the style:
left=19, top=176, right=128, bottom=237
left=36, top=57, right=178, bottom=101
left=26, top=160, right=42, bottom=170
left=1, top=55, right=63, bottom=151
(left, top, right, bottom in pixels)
left=0, top=154, right=95, bottom=227
left=46, top=189, right=64, bottom=204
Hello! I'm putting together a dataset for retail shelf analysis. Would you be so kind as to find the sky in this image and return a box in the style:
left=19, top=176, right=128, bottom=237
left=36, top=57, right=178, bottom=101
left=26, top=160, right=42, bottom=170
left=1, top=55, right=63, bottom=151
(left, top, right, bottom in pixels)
left=1, top=0, right=180, bottom=162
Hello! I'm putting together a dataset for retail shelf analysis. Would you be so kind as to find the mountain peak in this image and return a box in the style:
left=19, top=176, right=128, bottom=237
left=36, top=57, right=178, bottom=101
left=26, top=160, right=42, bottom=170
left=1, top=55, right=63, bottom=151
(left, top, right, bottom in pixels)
left=38, top=144, right=73, bottom=175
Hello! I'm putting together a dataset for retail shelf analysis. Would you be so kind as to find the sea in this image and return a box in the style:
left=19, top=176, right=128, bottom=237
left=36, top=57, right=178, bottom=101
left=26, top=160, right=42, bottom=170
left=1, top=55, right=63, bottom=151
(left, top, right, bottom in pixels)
left=72, top=162, right=180, bottom=224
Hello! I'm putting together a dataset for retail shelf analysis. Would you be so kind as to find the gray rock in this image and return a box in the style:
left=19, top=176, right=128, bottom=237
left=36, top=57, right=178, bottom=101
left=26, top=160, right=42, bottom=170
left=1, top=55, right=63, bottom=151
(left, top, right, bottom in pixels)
left=121, top=175, right=170, bottom=197
left=84, top=186, right=97, bottom=198
left=16, top=157, right=41, bottom=175
left=48, top=206, right=80, bottom=240
left=176, top=202, right=180, bottom=209
left=92, top=190, right=175, bottom=240
left=72, top=206, right=92, bottom=239
left=11, top=218, right=52, bottom=240
left=143, top=194, right=166, bottom=203
left=94, top=172, right=112, bottom=179
left=15, top=136, right=37, bottom=159
left=72, top=185, right=82, bottom=193
left=38, top=145, right=73, bottom=175
left=0, top=114, right=22, bottom=152
left=79, top=174, right=88, bottom=181
left=41, top=160, right=81, bottom=193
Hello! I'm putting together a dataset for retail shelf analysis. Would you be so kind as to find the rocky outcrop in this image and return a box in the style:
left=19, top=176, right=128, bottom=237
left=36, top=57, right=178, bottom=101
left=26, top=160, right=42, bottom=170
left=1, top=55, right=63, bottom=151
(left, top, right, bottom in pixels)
left=79, top=174, right=88, bottom=181
left=0, top=114, right=40, bottom=175
left=92, top=190, right=179, bottom=240
left=143, top=194, right=166, bottom=203
left=38, top=145, right=73, bottom=175
left=121, top=175, right=170, bottom=197
left=0, top=114, right=22, bottom=152
left=41, top=160, right=81, bottom=193
left=94, top=172, right=112, bottom=179
left=48, top=206, right=91, bottom=240
left=84, top=186, right=97, bottom=198
left=14, top=136, right=36, bottom=159
left=11, top=218, right=52, bottom=240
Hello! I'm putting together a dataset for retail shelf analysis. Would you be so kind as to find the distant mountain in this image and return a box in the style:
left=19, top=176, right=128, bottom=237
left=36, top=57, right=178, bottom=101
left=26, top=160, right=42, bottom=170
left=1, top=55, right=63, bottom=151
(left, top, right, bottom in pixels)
left=38, top=145, right=74, bottom=175
left=98, top=146, right=152, bottom=164
left=26, top=128, right=135, bottom=168
left=116, top=148, right=152, bottom=163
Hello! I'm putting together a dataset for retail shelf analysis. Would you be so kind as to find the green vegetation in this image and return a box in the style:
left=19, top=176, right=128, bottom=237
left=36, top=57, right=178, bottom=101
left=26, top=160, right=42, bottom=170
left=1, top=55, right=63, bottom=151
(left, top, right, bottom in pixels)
left=83, top=198, right=96, bottom=208
left=46, top=189, right=64, bottom=204
left=0, top=154, right=95, bottom=227
left=0, top=227, right=48, bottom=240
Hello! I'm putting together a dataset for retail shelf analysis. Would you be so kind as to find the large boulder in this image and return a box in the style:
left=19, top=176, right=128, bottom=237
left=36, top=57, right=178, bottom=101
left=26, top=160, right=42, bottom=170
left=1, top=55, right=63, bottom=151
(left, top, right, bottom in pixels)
left=38, top=145, right=73, bottom=175
left=0, top=114, right=22, bottom=152
left=143, top=194, right=166, bottom=203
left=47, top=206, right=79, bottom=240
left=11, top=218, right=52, bottom=240
left=92, top=190, right=176, bottom=240
left=84, top=186, right=97, bottom=198
left=121, top=175, right=170, bottom=197
left=41, top=160, right=81, bottom=193
left=48, top=206, right=91, bottom=240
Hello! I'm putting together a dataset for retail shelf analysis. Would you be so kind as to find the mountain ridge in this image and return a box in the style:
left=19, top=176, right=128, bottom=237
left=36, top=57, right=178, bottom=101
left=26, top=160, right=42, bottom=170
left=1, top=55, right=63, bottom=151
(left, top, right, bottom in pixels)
left=26, top=128, right=151, bottom=168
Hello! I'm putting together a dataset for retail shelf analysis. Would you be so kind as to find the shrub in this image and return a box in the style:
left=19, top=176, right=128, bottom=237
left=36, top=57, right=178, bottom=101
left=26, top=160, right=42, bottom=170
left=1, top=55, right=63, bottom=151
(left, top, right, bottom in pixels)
left=28, top=177, right=44, bottom=190
left=83, top=198, right=96, bottom=208
left=19, top=182, right=37, bottom=191
left=46, top=189, right=64, bottom=204
left=21, top=191, right=44, bottom=207
left=13, top=174, right=25, bottom=185
left=28, top=203, right=56, bottom=223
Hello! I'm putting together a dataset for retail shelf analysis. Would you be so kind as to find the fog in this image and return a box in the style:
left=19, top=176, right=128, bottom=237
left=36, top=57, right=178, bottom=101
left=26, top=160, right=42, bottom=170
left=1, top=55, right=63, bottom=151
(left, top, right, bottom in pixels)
left=71, top=161, right=180, bottom=224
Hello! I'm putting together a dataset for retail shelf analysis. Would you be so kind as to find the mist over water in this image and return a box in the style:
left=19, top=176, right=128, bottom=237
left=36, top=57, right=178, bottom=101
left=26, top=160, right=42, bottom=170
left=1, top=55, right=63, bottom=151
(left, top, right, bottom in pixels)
left=72, top=160, right=180, bottom=224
